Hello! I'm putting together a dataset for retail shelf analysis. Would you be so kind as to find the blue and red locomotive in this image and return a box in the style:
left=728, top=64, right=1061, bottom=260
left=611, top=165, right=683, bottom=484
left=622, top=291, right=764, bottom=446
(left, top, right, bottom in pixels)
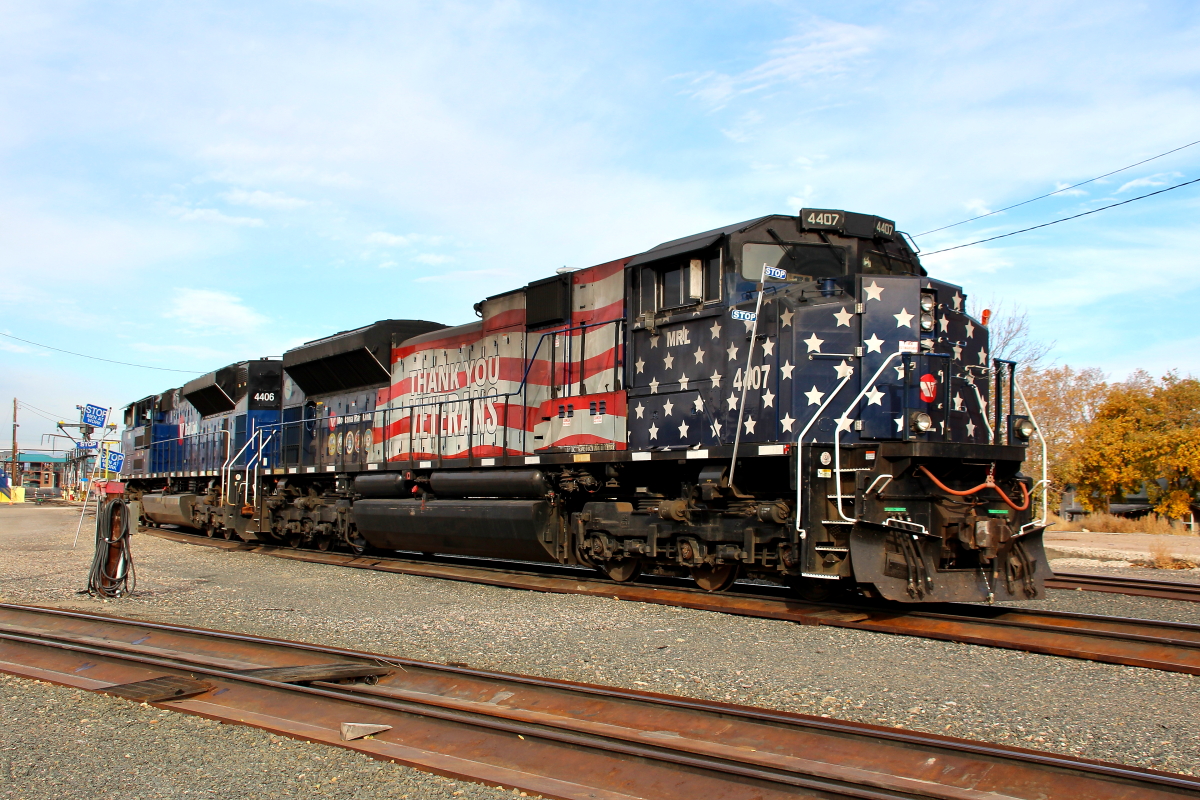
left=122, top=209, right=1049, bottom=603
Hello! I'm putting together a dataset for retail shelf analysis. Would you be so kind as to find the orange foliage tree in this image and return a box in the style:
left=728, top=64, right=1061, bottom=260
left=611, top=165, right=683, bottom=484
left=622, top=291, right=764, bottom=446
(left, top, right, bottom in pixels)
left=1068, top=372, right=1200, bottom=518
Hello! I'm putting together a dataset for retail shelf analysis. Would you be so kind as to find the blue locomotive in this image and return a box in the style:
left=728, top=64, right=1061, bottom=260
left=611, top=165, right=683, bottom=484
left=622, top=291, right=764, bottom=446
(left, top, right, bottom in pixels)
left=122, top=209, right=1049, bottom=603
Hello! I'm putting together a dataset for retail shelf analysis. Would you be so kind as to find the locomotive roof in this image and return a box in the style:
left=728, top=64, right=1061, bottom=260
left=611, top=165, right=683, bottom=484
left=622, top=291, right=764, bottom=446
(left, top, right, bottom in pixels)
left=626, top=217, right=766, bottom=268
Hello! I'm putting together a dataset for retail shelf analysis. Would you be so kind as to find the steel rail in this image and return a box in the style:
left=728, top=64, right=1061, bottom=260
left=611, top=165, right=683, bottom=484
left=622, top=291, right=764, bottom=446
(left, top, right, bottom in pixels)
left=0, top=603, right=1196, bottom=800
left=1046, top=572, right=1200, bottom=603
left=137, top=527, right=1200, bottom=675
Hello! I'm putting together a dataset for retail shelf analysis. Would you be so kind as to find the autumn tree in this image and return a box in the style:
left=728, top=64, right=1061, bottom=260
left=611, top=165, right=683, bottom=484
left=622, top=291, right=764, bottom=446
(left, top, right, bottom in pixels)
left=1069, top=372, right=1200, bottom=519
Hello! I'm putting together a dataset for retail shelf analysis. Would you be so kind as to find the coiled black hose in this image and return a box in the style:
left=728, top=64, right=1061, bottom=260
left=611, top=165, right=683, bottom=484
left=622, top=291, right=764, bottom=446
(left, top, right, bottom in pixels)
left=86, top=498, right=136, bottom=597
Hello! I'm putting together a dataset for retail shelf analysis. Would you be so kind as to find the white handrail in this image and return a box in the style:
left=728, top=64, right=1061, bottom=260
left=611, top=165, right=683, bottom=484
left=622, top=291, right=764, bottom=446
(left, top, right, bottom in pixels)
left=832, top=352, right=905, bottom=523
left=792, top=367, right=856, bottom=539
left=222, top=430, right=260, bottom=505
left=1014, top=376, right=1049, bottom=526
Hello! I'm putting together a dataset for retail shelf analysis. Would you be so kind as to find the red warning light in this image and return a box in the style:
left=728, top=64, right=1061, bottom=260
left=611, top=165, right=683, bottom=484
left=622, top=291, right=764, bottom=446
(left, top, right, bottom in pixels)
left=919, top=373, right=937, bottom=403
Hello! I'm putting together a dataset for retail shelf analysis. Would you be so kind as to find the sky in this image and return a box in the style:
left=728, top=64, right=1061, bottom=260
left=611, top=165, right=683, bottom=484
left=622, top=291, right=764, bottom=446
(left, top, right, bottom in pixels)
left=2, top=0, right=1199, bottom=450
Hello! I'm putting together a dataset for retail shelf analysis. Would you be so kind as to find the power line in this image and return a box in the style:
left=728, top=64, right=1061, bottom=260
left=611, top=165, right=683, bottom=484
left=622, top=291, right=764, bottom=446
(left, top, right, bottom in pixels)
left=0, top=332, right=200, bottom=374
left=18, top=400, right=76, bottom=421
left=920, top=176, right=1200, bottom=257
left=914, top=138, right=1200, bottom=237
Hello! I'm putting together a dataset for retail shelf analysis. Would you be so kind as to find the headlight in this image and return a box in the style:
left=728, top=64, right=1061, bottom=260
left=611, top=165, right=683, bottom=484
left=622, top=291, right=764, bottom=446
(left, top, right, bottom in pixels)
left=1014, top=418, right=1035, bottom=439
left=920, top=313, right=934, bottom=331
left=920, top=294, right=936, bottom=312
left=910, top=411, right=932, bottom=432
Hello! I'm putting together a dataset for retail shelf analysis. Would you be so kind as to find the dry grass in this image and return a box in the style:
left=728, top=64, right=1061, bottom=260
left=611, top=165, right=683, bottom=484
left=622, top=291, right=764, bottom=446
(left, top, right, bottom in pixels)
left=1050, top=512, right=1198, bottom=535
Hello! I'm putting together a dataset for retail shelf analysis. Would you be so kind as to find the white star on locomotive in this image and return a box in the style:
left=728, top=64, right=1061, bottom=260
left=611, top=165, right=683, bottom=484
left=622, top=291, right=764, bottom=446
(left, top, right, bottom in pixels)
left=865, top=386, right=884, bottom=406
left=663, top=398, right=674, bottom=416
left=939, top=316, right=949, bottom=333
left=648, top=423, right=659, bottom=440
left=678, top=420, right=690, bottom=438
left=761, top=338, right=775, bottom=356
left=977, top=349, right=988, bottom=365
left=895, top=365, right=905, bottom=379
left=965, top=320, right=975, bottom=338
left=743, top=416, right=756, bottom=434
left=762, top=388, right=775, bottom=408
left=709, top=321, right=722, bottom=339
left=863, top=333, right=884, bottom=353
left=635, top=359, right=645, bottom=374
left=711, top=420, right=723, bottom=438
left=650, top=335, right=660, bottom=349
left=952, top=344, right=962, bottom=360
left=679, top=374, right=690, bottom=390
left=649, top=377, right=660, bottom=394
left=779, top=413, right=796, bottom=432
left=894, top=417, right=904, bottom=432
left=952, top=293, right=963, bottom=311
left=727, top=343, right=739, bottom=361
left=663, top=353, right=674, bottom=370
left=804, top=333, right=824, bottom=353
left=780, top=309, right=794, bottom=328
left=780, top=361, right=795, bottom=380
left=693, top=396, right=704, bottom=412
left=805, top=386, right=825, bottom=405
left=634, top=402, right=645, bottom=419
left=965, top=420, right=976, bottom=438
left=863, top=281, right=884, bottom=302
left=835, top=416, right=853, bottom=433
left=693, top=348, right=705, bottom=364
left=726, top=394, right=739, bottom=411
left=834, top=360, right=854, bottom=380
left=834, top=307, right=854, bottom=327
left=894, top=308, right=914, bottom=328
left=710, top=371, right=722, bottom=387
left=952, top=392, right=964, bottom=411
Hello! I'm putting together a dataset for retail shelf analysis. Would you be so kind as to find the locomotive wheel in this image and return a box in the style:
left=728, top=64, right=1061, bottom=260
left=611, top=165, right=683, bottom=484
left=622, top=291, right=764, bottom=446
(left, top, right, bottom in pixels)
left=286, top=533, right=303, bottom=548
left=204, top=525, right=215, bottom=538
left=316, top=537, right=331, bottom=552
left=344, top=528, right=368, bottom=556
left=600, top=559, right=642, bottom=583
left=222, top=528, right=236, bottom=540
left=690, top=563, right=738, bottom=592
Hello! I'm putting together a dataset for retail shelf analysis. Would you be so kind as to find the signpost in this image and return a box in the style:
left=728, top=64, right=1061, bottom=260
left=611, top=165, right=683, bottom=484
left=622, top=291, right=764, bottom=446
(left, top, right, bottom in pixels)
left=82, top=404, right=108, bottom=429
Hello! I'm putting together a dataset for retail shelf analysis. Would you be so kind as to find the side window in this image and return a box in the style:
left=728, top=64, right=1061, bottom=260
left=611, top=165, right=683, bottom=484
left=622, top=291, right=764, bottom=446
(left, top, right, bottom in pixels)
left=643, top=251, right=722, bottom=314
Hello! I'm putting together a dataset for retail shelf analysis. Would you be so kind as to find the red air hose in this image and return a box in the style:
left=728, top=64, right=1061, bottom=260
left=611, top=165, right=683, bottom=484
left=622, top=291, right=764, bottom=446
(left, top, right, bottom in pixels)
left=916, top=465, right=1030, bottom=512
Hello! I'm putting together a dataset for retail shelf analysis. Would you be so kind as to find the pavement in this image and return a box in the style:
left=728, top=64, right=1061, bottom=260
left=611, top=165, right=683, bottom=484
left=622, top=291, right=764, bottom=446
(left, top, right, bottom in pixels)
left=1045, top=530, right=1200, bottom=568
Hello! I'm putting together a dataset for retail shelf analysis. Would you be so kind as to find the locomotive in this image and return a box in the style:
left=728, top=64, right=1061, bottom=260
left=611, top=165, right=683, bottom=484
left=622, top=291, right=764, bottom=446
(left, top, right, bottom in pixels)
left=121, top=209, right=1049, bottom=603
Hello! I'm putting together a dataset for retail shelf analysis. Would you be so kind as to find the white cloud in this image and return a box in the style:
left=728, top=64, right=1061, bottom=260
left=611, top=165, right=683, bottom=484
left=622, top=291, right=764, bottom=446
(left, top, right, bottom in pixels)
left=221, top=188, right=310, bottom=209
left=366, top=231, right=409, bottom=247
left=415, top=253, right=454, bottom=265
left=1054, top=181, right=1089, bottom=197
left=176, top=208, right=264, bottom=227
left=377, top=260, right=397, bottom=269
left=964, top=199, right=993, bottom=216
left=162, top=288, right=270, bottom=336
left=1116, top=172, right=1183, bottom=193
left=683, top=20, right=882, bottom=108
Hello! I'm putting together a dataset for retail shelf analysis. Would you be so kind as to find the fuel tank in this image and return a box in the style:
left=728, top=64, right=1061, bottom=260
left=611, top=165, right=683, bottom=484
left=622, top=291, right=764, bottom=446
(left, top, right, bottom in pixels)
left=353, top=498, right=559, bottom=562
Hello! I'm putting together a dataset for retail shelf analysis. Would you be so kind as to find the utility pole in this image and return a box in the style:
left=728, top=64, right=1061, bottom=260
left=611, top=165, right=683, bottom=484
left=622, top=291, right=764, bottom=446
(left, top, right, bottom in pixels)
left=10, top=398, right=18, bottom=489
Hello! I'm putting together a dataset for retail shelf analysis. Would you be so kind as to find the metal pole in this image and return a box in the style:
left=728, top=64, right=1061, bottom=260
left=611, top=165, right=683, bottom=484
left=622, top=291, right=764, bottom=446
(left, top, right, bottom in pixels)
left=728, top=267, right=768, bottom=489
left=11, top=398, right=19, bottom=491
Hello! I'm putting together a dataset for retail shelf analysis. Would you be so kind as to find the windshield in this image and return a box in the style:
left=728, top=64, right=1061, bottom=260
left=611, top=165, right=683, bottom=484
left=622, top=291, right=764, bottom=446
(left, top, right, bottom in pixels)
left=741, top=242, right=845, bottom=282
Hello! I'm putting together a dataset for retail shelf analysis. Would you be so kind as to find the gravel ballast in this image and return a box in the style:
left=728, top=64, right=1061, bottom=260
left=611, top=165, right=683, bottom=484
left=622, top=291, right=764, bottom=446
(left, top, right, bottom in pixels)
left=1, top=504, right=1197, bottom=797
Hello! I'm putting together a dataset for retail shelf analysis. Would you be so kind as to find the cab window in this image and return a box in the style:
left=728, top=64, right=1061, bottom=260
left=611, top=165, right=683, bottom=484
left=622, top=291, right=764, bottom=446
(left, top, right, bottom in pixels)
left=740, top=242, right=845, bottom=282
left=639, top=253, right=721, bottom=314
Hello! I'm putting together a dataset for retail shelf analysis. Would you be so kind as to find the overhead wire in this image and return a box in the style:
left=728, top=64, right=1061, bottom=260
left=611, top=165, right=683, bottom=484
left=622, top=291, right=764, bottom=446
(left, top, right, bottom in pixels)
left=0, top=331, right=200, bottom=374
left=919, top=176, right=1200, bottom=257
left=914, top=137, right=1200, bottom=237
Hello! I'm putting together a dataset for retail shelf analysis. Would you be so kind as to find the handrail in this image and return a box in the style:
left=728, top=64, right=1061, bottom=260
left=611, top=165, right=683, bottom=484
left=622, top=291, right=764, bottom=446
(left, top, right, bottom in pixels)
left=222, top=430, right=260, bottom=505
left=832, top=352, right=905, bottom=522
left=146, top=428, right=231, bottom=476
left=792, top=364, right=856, bottom=539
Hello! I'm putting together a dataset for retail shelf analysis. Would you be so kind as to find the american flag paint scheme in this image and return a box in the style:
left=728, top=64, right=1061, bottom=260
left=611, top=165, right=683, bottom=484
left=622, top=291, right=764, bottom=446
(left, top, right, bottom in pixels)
left=121, top=209, right=1049, bottom=604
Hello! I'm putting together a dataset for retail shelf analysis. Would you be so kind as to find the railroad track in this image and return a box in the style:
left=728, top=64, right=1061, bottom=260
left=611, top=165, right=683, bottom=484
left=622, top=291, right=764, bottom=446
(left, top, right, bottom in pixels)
left=1, top=603, right=1195, bottom=800
left=138, top=527, right=1200, bottom=676
left=1047, top=571, right=1200, bottom=603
